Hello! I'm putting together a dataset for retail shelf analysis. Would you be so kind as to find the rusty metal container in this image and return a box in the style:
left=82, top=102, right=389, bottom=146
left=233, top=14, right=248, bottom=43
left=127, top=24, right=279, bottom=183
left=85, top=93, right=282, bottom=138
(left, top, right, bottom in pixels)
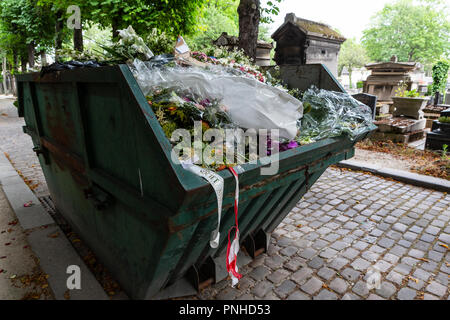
left=17, top=64, right=375, bottom=299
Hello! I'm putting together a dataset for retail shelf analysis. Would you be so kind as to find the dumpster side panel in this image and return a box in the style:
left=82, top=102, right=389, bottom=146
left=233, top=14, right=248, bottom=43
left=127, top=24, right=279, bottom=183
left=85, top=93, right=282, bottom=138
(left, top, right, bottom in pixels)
left=280, top=64, right=346, bottom=93
left=17, top=68, right=192, bottom=299
left=165, top=139, right=356, bottom=285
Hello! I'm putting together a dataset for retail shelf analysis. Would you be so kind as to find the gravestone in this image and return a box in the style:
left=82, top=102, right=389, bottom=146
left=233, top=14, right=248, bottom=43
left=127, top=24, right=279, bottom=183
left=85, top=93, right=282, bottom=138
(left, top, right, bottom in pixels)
left=425, top=107, right=450, bottom=151
left=352, top=93, right=377, bottom=120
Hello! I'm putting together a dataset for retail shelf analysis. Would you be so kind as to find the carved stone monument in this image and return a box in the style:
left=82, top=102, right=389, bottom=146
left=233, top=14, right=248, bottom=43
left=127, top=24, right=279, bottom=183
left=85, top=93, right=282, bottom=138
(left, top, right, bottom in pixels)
left=363, top=59, right=420, bottom=104
left=271, top=13, right=346, bottom=77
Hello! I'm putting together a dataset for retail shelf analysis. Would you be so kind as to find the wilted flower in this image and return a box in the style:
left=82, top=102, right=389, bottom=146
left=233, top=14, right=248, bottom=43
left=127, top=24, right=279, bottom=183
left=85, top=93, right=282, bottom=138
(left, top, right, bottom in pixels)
left=280, top=141, right=299, bottom=152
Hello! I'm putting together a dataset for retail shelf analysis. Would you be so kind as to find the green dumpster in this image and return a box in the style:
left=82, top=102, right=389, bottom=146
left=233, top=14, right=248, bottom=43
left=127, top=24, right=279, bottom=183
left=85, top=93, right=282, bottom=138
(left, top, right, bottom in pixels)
left=17, top=63, right=375, bottom=299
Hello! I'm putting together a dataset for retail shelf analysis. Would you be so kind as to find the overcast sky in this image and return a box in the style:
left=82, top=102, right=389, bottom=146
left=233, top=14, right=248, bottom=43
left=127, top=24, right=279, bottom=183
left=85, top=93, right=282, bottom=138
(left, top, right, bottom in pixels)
left=264, top=0, right=450, bottom=41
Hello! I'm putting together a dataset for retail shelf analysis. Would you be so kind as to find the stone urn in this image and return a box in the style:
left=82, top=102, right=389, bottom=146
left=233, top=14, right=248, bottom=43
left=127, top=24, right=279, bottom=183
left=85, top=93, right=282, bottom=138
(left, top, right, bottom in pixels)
left=392, top=97, right=428, bottom=120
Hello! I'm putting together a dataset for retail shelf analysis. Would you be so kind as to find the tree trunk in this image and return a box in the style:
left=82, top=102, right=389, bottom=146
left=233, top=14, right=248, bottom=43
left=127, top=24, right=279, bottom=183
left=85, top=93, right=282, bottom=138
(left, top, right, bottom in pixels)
left=2, top=57, right=8, bottom=94
left=41, top=51, right=48, bottom=66
left=112, top=16, right=120, bottom=41
left=21, top=57, right=27, bottom=73
left=55, top=10, right=64, bottom=60
left=238, top=0, right=260, bottom=61
left=28, top=42, right=35, bottom=68
left=348, top=68, right=353, bottom=89
left=74, top=23, right=84, bottom=52
left=408, top=49, right=415, bottom=62
left=12, top=54, right=18, bottom=73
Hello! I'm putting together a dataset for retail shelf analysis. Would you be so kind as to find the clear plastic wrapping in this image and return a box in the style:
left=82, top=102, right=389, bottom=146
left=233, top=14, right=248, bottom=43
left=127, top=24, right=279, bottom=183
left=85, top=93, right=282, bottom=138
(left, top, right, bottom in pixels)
left=130, top=59, right=303, bottom=140
left=299, top=87, right=375, bottom=142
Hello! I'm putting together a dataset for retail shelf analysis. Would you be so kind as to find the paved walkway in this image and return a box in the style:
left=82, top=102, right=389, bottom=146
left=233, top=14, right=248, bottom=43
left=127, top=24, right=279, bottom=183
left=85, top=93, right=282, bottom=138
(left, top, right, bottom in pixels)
left=199, top=169, right=449, bottom=300
left=0, top=185, right=53, bottom=300
left=0, top=96, right=449, bottom=300
left=0, top=96, right=48, bottom=198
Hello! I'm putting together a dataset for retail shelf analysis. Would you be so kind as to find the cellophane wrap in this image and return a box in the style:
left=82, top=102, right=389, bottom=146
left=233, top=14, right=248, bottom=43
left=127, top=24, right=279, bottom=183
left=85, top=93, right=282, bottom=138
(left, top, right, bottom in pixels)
left=130, top=58, right=303, bottom=140
left=299, top=87, right=375, bottom=142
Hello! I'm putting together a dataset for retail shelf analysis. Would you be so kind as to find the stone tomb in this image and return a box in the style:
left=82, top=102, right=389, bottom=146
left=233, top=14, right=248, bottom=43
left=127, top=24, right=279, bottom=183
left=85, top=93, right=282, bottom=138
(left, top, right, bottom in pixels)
left=363, top=57, right=420, bottom=104
left=425, top=107, right=450, bottom=151
left=271, top=13, right=346, bottom=78
left=423, top=104, right=449, bottom=129
left=372, top=117, right=427, bottom=144
left=371, top=93, right=429, bottom=143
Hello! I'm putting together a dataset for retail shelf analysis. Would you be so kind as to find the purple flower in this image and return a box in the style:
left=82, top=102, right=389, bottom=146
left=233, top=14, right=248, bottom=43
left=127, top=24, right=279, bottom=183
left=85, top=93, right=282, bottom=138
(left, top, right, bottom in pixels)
left=280, top=141, right=299, bottom=152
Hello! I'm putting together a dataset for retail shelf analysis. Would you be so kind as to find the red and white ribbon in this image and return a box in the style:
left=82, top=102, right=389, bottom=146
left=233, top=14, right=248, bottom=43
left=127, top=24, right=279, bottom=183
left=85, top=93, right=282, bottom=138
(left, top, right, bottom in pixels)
left=226, top=167, right=242, bottom=287
left=181, top=160, right=224, bottom=249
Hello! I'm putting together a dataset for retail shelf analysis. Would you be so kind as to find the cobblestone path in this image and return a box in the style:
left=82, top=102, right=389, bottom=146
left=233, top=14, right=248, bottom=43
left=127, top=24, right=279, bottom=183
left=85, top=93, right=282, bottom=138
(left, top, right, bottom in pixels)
left=1, top=96, right=448, bottom=300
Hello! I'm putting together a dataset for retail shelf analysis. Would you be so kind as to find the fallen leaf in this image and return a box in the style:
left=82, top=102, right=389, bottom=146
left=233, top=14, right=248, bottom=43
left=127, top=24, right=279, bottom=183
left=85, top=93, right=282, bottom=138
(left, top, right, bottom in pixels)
left=322, top=284, right=332, bottom=291
left=10, top=274, right=16, bottom=279
left=419, top=258, right=429, bottom=263
left=41, top=284, right=48, bottom=289
left=407, top=275, right=419, bottom=283
left=72, top=239, right=81, bottom=243
left=23, top=245, right=29, bottom=249
left=0, top=256, right=6, bottom=259
left=48, top=232, right=60, bottom=239
left=4, top=242, right=11, bottom=246
left=0, top=269, right=3, bottom=273
left=31, top=293, right=41, bottom=300
left=296, top=224, right=303, bottom=228
left=64, top=290, right=70, bottom=300
left=23, top=201, right=34, bottom=208
left=439, top=243, right=449, bottom=250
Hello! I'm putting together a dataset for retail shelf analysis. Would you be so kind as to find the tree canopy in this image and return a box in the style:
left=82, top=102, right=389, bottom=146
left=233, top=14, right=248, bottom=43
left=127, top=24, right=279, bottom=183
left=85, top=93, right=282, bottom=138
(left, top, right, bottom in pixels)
left=338, top=39, right=370, bottom=88
left=0, top=0, right=55, bottom=68
left=0, top=0, right=280, bottom=73
left=362, top=0, right=450, bottom=66
left=86, top=0, right=208, bottom=37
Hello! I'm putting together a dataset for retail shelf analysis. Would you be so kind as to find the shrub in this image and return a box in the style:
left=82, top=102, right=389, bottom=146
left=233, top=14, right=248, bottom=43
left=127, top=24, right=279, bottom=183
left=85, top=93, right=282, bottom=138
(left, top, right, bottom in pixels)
left=145, top=28, right=175, bottom=56
left=438, top=116, right=450, bottom=123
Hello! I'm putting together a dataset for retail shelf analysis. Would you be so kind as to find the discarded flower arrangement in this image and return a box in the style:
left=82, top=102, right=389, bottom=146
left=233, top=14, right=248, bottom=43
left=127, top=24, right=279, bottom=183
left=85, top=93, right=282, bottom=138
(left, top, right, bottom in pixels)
left=51, top=25, right=374, bottom=173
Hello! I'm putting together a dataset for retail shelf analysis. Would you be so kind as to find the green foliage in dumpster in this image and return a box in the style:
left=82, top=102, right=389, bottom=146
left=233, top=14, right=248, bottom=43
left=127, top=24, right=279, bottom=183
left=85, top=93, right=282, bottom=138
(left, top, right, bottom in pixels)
left=147, top=88, right=233, bottom=139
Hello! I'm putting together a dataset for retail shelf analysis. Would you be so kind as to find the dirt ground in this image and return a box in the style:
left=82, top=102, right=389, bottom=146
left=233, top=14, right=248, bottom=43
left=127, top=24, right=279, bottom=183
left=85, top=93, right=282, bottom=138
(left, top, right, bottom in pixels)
left=353, top=148, right=412, bottom=172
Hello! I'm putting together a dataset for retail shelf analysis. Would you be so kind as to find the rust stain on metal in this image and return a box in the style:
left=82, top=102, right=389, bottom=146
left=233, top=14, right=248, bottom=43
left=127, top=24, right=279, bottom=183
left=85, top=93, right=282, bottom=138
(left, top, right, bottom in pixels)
left=41, top=138, right=85, bottom=174
left=168, top=203, right=233, bottom=234
left=44, top=98, right=77, bottom=150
